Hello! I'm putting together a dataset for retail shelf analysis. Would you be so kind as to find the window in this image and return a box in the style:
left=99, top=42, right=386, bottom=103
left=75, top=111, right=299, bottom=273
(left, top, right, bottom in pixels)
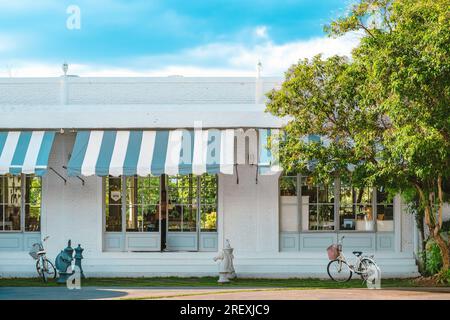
left=126, top=176, right=160, bottom=232
left=376, top=187, right=394, bottom=232
left=301, top=176, right=334, bottom=231
left=104, top=174, right=218, bottom=233
left=167, top=175, right=198, bottom=232
left=340, top=184, right=373, bottom=231
left=0, top=175, right=41, bottom=232
left=25, top=176, right=41, bottom=231
left=280, top=176, right=297, bottom=196
left=200, top=174, right=218, bottom=232
left=105, top=177, right=122, bottom=231
left=279, top=174, right=395, bottom=232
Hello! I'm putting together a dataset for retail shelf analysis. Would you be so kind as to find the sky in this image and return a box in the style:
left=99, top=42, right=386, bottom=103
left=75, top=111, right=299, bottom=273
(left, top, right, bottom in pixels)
left=0, top=0, right=360, bottom=77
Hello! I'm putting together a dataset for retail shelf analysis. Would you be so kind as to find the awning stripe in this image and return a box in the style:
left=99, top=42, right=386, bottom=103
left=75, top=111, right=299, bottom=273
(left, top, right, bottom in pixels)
left=0, top=132, right=20, bottom=174
left=123, top=131, right=143, bottom=176
left=81, top=131, right=103, bottom=176
left=206, top=129, right=221, bottom=173
left=95, top=131, right=116, bottom=176
left=67, top=131, right=90, bottom=176
left=67, top=129, right=282, bottom=177
left=109, top=131, right=130, bottom=177
left=151, top=130, right=169, bottom=176
left=10, top=132, right=32, bottom=175
left=179, top=130, right=194, bottom=175
left=0, top=131, right=55, bottom=176
left=165, top=130, right=183, bottom=176
left=220, top=129, right=234, bottom=174
left=22, top=131, right=45, bottom=174
left=35, top=131, right=56, bottom=176
left=136, top=131, right=156, bottom=176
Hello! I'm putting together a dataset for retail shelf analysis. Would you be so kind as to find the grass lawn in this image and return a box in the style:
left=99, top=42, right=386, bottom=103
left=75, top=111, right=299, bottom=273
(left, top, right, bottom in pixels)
left=0, top=276, right=441, bottom=288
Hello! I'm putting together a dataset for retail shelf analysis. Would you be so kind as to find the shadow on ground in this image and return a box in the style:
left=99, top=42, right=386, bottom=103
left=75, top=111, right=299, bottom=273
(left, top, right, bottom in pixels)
left=0, top=287, right=128, bottom=300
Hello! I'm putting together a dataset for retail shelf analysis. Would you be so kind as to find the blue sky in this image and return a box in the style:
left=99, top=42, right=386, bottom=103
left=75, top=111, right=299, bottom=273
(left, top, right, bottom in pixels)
left=0, top=0, right=359, bottom=76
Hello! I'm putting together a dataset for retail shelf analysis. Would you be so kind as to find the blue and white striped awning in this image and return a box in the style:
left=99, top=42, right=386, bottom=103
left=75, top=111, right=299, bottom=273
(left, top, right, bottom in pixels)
left=68, top=129, right=281, bottom=177
left=0, top=131, right=56, bottom=176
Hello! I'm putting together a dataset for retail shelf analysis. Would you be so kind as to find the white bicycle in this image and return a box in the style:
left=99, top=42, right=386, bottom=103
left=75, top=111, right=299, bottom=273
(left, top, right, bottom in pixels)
left=326, top=236, right=379, bottom=283
left=29, top=236, right=57, bottom=282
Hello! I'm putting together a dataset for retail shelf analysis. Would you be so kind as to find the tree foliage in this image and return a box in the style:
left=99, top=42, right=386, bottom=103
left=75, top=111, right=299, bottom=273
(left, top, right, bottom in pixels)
left=267, top=0, right=450, bottom=275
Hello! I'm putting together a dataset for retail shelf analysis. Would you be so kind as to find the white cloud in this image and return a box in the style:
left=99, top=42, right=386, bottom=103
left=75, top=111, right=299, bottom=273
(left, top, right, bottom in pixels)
left=0, top=32, right=361, bottom=77
left=254, top=26, right=268, bottom=39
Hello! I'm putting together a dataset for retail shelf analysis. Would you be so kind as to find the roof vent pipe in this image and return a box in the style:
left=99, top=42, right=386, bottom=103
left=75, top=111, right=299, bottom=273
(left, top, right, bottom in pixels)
left=60, top=62, right=69, bottom=105
left=255, top=61, right=263, bottom=104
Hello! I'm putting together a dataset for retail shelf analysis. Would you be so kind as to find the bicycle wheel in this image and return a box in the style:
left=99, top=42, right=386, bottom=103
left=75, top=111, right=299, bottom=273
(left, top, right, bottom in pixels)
left=43, top=258, right=57, bottom=280
left=327, top=259, right=353, bottom=282
left=36, top=259, right=47, bottom=282
left=359, top=258, right=379, bottom=283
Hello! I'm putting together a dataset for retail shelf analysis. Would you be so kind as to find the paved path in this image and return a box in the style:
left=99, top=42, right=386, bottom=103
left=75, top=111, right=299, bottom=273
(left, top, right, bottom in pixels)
left=0, top=287, right=449, bottom=300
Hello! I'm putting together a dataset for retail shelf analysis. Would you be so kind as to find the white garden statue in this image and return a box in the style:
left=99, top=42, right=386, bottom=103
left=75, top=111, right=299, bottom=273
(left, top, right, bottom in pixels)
left=213, top=239, right=236, bottom=283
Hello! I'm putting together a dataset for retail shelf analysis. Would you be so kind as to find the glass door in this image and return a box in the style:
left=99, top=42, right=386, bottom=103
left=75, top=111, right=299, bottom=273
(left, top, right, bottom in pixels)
left=166, top=175, right=199, bottom=251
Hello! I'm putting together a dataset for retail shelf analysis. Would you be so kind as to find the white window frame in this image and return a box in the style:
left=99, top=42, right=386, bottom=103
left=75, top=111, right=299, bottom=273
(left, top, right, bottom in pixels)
left=0, top=174, right=41, bottom=233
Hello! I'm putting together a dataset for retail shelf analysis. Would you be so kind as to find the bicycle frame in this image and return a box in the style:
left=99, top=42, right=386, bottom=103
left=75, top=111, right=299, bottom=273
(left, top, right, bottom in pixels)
left=335, top=236, right=375, bottom=275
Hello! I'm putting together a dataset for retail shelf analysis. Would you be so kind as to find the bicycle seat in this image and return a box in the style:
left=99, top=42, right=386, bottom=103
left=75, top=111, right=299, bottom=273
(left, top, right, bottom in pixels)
left=352, top=251, right=363, bottom=257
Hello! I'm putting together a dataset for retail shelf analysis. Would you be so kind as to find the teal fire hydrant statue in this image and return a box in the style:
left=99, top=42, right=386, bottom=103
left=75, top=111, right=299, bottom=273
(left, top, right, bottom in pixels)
left=55, top=240, right=85, bottom=283
left=74, top=244, right=85, bottom=279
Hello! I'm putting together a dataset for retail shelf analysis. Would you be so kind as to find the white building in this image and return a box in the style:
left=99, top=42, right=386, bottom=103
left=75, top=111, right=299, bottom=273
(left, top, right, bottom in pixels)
left=0, top=74, right=435, bottom=278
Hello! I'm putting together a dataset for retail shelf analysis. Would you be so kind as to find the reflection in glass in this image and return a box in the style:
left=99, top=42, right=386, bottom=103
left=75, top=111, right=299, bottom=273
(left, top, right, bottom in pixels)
left=126, top=176, right=160, bottom=232
left=339, top=185, right=373, bottom=231
left=105, top=177, right=122, bottom=231
left=280, top=176, right=297, bottom=196
left=301, top=177, right=334, bottom=230
left=0, top=176, right=22, bottom=231
left=25, top=175, right=41, bottom=231
left=376, top=188, right=394, bottom=231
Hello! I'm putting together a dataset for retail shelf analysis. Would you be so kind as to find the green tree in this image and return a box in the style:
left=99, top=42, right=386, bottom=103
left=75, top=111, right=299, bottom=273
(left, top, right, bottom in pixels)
left=267, top=0, right=450, bottom=277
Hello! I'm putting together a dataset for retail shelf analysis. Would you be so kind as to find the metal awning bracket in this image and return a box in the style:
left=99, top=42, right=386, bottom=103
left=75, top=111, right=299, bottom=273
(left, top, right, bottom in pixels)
left=49, top=167, right=67, bottom=185
left=62, top=166, right=85, bottom=186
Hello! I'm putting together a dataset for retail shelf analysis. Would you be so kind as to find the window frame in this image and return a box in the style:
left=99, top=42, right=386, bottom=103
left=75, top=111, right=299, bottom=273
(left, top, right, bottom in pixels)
left=279, top=173, right=395, bottom=233
left=103, top=174, right=219, bottom=234
left=0, top=174, right=42, bottom=233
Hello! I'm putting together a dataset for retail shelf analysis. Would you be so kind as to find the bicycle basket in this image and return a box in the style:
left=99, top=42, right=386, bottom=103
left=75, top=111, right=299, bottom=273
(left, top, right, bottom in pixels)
left=29, top=243, right=42, bottom=260
left=326, top=244, right=339, bottom=260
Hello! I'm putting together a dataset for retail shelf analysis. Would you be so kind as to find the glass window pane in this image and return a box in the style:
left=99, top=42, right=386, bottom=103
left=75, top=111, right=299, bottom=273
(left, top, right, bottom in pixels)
left=339, top=183, right=373, bottom=231
left=105, top=177, right=122, bottom=232
left=2, top=176, right=21, bottom=231
left=200, top=174, right=217, bottom=204
left=318, top=184, right=334, bottom=203
left=126, top=205, right=140, bottom=232
left=201, top=205, right=217, bottom=232
left=143, top=205, right=160, bottom=232
left=183, top=205, right=197, bottom=231
left=301, top=176, right=335, bottom=231
left=0, top=176, right=5, bottom=231
left=340, top=207, right=355, bottom=230
left=168, top=205, right=182, bottom=231
left=317, top=204, right=335, bottom=230
left=25, top=176, right=41, bottom=231
left=377, top=204, right=394, bottom=231
left=25, top=205, right=40, bottom=231
left=301, top=181, right=317, bottom=204
left=280, top=176, right=297, bottom=196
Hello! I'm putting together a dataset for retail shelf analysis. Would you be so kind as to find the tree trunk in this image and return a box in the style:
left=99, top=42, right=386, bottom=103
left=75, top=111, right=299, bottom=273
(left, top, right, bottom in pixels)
left=416, top=182, right=449, bottom=272
left=433, top=231, right=450, bottom=270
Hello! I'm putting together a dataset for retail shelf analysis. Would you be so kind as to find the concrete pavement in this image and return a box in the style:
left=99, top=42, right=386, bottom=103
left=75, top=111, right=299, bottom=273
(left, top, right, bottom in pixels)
left=0, top=286, right=449, bottom=300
